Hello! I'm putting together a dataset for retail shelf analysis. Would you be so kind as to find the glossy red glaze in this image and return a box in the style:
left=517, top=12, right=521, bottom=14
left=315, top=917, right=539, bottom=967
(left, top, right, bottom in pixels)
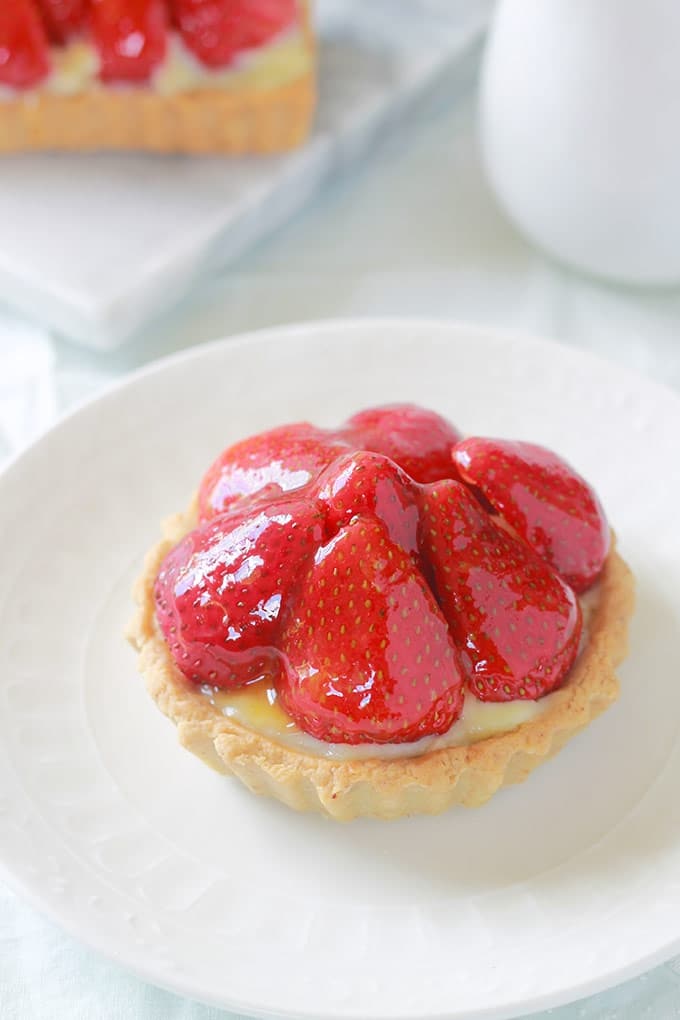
left=453, top=437, right=610, bottom=592
left=199, top=404, right=463, bottom=520
left=0, top=2, right=50, bottom=88
left=419, top=478, right=582, bottom=702
left=279, top=516, right=465, bottom=744
left=154, top=495, right=324, bottom=688
left=313, top=451, right=421, bottom=559
left=90, top=0, right=167, bottom=83
left=198, top=423, right=352, bottom=520
left=343, top=403, right=462, bottom=484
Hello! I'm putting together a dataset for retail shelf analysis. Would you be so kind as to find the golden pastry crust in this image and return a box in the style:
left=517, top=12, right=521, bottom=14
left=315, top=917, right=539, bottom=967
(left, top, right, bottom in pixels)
left=128, top=503, right=635, bottom=821
left=0, top=9, right=315, bottom=154
left=0, top=74, right=314, bottom=154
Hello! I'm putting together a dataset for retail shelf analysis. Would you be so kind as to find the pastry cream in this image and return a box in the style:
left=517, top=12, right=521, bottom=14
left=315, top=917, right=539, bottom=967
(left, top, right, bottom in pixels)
left=202, top=681, right=549, bottom=760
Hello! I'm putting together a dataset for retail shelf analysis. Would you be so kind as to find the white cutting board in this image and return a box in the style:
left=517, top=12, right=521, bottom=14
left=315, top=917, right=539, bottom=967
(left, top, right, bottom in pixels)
left=0, top=0, right=489, bottom=350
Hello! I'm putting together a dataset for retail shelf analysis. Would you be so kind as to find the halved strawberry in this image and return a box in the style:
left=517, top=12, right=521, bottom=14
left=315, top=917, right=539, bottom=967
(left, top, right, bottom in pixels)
left=0, top=2, right=50, bottom=88
left=419, top=479, right=582, bottom=702
left=37, top=0, right=87, bottom=43
left=154, top=495, right=324, bottom=688
left=90, top=0, right=167, bottom=83
left=313, top=451, right=421, bottom=559
left=343, top=404, right=462, bottom=485
left=279, top=516, right=465, bottom=743
left=453, top=438, right=609, bottom=592
left=198, top=423, right=351, bottom=520
left=171, top=0, right=298, bottom=70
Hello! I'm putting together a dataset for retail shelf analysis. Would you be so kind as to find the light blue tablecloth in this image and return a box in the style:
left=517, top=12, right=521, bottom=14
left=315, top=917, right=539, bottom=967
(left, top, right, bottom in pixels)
left=2, top=48, right=680, bottom=1020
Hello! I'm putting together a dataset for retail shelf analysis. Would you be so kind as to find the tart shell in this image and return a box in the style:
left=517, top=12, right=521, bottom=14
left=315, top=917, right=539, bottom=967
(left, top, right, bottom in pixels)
left=0, top=12, right=315, bottom=155
left=128, top=506, right=635, bottom=821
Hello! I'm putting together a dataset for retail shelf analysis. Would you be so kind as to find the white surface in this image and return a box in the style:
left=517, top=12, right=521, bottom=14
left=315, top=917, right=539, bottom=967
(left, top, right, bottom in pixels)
left=0, top=0, right=488, bottom=350
left=480, top=0, right=680, bottom=286
left=3, top=56, right=680, bottom=1020
left=1, top=319, right=680, bottom=1020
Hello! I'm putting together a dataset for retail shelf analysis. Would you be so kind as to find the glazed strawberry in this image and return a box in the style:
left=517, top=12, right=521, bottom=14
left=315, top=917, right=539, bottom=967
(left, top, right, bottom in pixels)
left=0, top=2, right=50, bottom=88
left=199, top=405, right=463, bottom=521
left=90, top=0, right=167, bottom=83
left=155, top=495, right=324, bottom=688
left=419, top=479, right=582, bottom=701
left=343, top=404, right=462, bottom=484
left=453, top=438, right=609, bottom=592
left=314, top=451, right=421, bottom=559
left=198, top=423, right=351, bottom=520
left=37, top=0, right=86, bottom=43
left=279, top=516, right=465, bottom=743
left=172, top=0, right=298, bottom=70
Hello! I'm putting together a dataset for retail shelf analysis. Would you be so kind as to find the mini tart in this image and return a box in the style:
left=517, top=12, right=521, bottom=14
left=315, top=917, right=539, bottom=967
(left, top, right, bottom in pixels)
left=0, top=7, right=315, bottom=154
left=128, top=503, right=635, bottom=822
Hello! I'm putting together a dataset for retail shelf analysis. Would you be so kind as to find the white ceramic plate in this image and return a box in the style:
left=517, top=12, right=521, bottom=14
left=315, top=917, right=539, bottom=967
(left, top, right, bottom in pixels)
left=0, top=320, right=679, bottom=1020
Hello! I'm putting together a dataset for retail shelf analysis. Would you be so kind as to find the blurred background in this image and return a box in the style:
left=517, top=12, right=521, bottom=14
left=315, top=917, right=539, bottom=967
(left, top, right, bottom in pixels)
left=2, top=1, right=680, bottom=1017
left=3, top=0, right=680, bottom=467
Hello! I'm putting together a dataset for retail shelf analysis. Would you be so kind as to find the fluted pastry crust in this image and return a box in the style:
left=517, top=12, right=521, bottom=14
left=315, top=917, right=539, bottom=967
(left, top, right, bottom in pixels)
left=128, top=503, right=635, bottom=821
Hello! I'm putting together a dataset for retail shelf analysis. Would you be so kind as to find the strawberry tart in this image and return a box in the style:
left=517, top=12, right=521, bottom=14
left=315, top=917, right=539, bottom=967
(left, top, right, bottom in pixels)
left=0, top=1, right=315, bottom=152
left=129, top=404, right=634, bottom=820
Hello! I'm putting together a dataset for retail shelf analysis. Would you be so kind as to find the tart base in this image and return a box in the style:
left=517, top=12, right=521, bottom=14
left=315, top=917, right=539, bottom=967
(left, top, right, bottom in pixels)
left=0, top=70, right=315, bottom=154
left=128, top=506, right=635, bottom=821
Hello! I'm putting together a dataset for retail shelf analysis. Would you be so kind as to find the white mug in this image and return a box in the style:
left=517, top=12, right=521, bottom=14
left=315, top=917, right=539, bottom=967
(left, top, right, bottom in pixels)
left=480, top=0, right=680, bottom=286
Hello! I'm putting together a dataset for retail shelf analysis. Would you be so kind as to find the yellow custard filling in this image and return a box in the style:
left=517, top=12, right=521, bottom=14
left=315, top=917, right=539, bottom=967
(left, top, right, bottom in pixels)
left=201, top=680, right=550, bottom=760
left=14, top=26, right=310, bottom=98
left=155, top=30, right=310, bottom=96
